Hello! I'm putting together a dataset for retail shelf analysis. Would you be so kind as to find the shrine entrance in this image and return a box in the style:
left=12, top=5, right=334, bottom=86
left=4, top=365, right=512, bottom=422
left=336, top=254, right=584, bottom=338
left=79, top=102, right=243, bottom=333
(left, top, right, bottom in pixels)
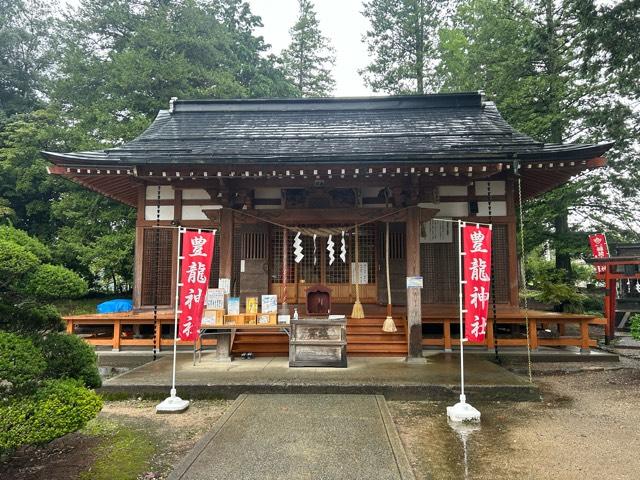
left=269, top=223, right=378, bottom=305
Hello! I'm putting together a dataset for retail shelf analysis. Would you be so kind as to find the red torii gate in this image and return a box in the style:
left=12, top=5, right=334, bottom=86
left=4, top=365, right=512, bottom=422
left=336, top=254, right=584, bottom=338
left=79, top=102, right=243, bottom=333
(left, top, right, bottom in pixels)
left=586, top=256, right=640, bottom=343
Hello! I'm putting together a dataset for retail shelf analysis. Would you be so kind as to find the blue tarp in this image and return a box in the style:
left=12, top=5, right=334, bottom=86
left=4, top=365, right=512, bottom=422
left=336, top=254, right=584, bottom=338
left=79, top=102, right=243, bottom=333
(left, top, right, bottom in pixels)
left=97, top=299, right=133, bottom=314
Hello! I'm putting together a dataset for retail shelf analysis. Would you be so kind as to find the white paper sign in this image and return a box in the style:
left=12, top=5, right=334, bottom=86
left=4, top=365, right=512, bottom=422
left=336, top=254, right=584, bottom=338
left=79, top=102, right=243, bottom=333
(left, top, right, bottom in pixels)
left=205, top=288, right=225, bottom=309
left=261, top=294, right=278, bottom=313
left=406, top=276, right=424, bottom=288
left=277, top=314, right=290, bottom=325
left=227, top=297, right=240, bottom=315
left=201, top=312, right=217, bottom=326
left=351, top=262, right=368, bottom=284
left=240, top=259, right=245, bottom=273
left=218, top=278, right=231, bottom=294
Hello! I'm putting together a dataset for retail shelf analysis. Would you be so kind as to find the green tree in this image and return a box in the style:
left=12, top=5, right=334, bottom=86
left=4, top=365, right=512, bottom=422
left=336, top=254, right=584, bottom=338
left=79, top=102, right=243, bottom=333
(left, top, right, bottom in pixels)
left=0, top=0, right=58, bottom=117
left=0, top=225, right=87, bottom=333
left=53, top=0, right=297, bottom=143
left=281, top=0, right=335, bottom=97
left=361, top=0, right=453, bottom=94
left=434, top=0, right=639, bottom=291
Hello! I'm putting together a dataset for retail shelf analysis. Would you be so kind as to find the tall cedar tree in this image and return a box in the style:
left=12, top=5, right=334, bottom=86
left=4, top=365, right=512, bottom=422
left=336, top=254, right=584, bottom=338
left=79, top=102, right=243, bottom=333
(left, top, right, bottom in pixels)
left=361, top=0, right=453, bottom=94
left=281, top=0, right=336, bottom=97
left=0, top=0, right=58, bottom=117
left=1, top=0, right=297, bottom=292
left=435, top=0, right=639, bottom=282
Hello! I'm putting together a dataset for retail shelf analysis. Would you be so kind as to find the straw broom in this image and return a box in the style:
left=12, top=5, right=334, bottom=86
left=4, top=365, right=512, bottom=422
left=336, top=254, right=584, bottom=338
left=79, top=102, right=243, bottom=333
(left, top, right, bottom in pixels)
left=351, top=225, right=365, bottom=318
left=382, top=221, right=397, bottom=332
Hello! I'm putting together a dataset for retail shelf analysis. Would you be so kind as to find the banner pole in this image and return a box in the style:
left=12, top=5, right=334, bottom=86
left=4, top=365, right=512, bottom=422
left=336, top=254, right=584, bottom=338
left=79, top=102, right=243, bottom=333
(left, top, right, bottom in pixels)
left=458, top=219, right=465, bottom=402
left=447, top=220, right=481, bottom=422
left=157, top=226, right=189, bottom=413
left=171, top=227, right=184, bottom=395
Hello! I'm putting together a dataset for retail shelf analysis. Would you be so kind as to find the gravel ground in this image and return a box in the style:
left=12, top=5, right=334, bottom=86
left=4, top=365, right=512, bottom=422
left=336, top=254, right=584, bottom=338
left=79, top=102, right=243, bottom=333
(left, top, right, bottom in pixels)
left=388, top=356, right=640, bottom=480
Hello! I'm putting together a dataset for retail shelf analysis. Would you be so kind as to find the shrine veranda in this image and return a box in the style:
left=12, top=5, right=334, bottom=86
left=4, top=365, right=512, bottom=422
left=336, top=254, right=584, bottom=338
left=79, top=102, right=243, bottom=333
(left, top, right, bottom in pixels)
left=45, top=93, right=612, bottom=359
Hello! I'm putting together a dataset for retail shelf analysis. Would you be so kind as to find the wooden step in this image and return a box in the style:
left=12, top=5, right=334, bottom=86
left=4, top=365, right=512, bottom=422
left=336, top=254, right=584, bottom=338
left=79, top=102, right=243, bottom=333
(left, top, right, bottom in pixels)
left=230, top=318, right=408, bottom=357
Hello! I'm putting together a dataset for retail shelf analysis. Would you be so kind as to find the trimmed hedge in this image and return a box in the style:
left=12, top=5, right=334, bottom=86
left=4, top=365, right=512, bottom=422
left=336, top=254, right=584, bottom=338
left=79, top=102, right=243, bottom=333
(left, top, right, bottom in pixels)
left=0, top=239, right=40, bottom=286
left=0, top=331, right=46, bottom=394
left=0, top=379, right=103, bottom=453
left=27, top=263, right=88, bottom=300
left=38, top=333, right=102, bottom=388
left=0, top=226, right=51, bottom=262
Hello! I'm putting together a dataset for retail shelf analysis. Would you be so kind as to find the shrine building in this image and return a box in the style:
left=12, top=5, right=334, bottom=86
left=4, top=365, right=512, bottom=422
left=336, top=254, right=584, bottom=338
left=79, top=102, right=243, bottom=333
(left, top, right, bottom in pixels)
left=45, top=93, right=612, bottom=360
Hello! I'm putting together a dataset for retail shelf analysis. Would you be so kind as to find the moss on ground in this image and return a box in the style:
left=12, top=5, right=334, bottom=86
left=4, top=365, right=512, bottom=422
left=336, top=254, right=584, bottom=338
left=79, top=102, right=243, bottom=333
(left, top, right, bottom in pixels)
left=79, top=418, right=155, bottom=480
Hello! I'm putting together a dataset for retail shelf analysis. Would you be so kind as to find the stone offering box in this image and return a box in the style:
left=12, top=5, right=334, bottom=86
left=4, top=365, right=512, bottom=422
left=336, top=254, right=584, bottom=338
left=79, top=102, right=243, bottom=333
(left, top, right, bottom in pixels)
left=289, top=316, right=347, bottom=368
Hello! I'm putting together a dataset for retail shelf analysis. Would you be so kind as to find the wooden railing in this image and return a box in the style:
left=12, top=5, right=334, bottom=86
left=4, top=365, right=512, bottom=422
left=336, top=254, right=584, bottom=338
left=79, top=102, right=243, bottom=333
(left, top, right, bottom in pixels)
left=65, top=312, right=216, bottom=351
left=422, top=312, right=606, bottom=352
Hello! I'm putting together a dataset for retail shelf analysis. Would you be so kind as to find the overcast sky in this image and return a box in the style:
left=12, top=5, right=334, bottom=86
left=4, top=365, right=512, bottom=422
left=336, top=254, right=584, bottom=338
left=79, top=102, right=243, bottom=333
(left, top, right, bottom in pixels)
left=248, top=0, right=374, bottom=97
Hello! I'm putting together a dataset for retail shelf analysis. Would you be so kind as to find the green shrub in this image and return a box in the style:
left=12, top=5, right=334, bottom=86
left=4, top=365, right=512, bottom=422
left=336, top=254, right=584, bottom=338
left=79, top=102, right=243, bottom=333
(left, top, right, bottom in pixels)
left=0, top=379, right=103, bottom=453
left=0, top=238, right=40, bottom=287
left=0, top=302, right=64, bottom=334
left=0, top=226, right=51, bottom=262
left=37, top=333, right=101, bottom=388
left=27, top=263, right=88, bottom=300
left=630, top=314, right=640, bottom=341
left=0, top=331, right=46, bottom=394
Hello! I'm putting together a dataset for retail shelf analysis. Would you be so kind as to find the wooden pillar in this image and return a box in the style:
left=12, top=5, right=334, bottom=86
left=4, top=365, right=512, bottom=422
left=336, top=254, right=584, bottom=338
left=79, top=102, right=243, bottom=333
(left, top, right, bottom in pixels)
left=405, top=206, right=425, bottom=363
left=132, top=184, right=146, bottom=309
left=112, top=319, right=121, bottom=352
left=443, top=319, right=452, bottom=352
left=580, top=320, right=591, bottom=353
left=219, top=208, right=234, bottom=280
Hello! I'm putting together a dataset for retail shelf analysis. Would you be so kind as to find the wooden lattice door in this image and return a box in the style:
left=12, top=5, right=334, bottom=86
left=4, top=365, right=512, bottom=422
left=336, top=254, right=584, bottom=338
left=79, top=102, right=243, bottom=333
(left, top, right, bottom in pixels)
left=238, top=224, right=269, bottom=303
left=377, top=223, right=406, bottom=306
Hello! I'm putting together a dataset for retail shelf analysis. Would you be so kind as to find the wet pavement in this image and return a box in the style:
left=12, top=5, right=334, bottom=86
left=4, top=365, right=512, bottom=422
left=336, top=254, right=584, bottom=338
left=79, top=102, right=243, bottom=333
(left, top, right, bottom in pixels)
left=100, top=353, right=539, bottom=401
left=168, top=394, right=414, bottom=480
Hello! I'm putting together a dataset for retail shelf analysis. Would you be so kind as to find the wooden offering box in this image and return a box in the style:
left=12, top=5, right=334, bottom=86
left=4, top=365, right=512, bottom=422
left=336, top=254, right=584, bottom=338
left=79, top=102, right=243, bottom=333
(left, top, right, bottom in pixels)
left=289, top=316, right=347, bottom=368
left=223, top=314, right=257, bottom=326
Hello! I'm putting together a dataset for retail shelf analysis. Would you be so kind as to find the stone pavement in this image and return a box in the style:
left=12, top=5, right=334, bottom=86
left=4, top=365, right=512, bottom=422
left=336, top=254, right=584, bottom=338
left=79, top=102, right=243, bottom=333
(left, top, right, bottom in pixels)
left=100, top=353, right=539, bottom=401
left=168, top=394, right=414, bottom=480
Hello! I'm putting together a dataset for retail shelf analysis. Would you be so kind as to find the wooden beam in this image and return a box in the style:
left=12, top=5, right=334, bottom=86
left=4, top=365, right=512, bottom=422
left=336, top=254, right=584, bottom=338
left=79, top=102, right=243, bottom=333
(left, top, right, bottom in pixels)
left=228, top=208, right=410, bottom=225
left=405, top=206, right=424, bottom=362
left=219, top=208, right=234, bottom=280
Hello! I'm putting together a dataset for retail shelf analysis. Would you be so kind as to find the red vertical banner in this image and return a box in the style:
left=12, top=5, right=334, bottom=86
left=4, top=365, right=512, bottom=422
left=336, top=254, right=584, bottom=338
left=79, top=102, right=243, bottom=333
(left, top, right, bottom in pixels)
left=588, top=233, right=609, bottom=274
left=178, top=230, right=215, bottom=341
left=463, top=224, right=492, bottom=343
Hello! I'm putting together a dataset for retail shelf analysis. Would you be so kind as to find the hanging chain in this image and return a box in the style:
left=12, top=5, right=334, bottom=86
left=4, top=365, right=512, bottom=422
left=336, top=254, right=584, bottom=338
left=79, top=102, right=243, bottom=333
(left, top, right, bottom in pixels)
left=487, top=181, right=500, bottom=364
left=517, top=176, right=533, bottom=383
left=152, top=185, right=161, bottom=362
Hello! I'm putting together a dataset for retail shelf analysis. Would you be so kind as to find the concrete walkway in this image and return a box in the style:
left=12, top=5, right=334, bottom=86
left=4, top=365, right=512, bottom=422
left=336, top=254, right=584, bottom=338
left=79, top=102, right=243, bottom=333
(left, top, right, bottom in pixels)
left=168, top=394, right=414, bottom=480
left=101, top=353, right=539, bottom=401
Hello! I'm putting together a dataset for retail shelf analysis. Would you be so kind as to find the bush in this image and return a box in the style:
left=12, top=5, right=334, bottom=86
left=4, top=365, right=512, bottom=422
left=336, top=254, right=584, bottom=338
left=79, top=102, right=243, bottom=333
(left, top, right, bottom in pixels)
left=630, top=314, right=640, bottom=341
left=0, top=238, right=40, bottom=287
left=37, top=333, right=101, bottom=388
left=27, top=263, right=88, bottom=300
left=0, top=379, right=103, bottom=453
left=0, top=226, right=51, bottom=262
left=0, top=302, right=64, bottom=334
left=0, top=331, right=46, bottom=395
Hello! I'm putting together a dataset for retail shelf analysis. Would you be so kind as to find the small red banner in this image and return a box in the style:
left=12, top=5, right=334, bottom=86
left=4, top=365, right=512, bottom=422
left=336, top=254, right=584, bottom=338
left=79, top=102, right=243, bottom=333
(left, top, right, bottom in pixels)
left=588, top=233, right=609, bottom=274
left=178, top=230, right=215, bottom=341
left=463, top=224, right=492, bottom=343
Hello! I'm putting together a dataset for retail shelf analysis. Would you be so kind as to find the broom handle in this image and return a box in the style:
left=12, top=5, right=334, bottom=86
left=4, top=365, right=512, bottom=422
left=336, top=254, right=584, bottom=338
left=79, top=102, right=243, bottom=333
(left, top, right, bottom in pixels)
left=355, top=225, right=360, bottom=301
left=386, top=222, right=392, bottom=314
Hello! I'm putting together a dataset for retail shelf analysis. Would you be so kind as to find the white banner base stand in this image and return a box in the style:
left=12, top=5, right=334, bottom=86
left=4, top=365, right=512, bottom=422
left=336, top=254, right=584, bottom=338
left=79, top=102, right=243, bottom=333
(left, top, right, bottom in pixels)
left=446, top=394, right=480, bottom=422
left=156, top=388, right=189, bottom=414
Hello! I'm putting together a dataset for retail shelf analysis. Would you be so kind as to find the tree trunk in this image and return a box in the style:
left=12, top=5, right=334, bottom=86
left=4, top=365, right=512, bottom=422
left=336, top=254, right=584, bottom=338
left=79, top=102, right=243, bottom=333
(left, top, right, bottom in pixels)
left=416, top=0, right=424, bottom=94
